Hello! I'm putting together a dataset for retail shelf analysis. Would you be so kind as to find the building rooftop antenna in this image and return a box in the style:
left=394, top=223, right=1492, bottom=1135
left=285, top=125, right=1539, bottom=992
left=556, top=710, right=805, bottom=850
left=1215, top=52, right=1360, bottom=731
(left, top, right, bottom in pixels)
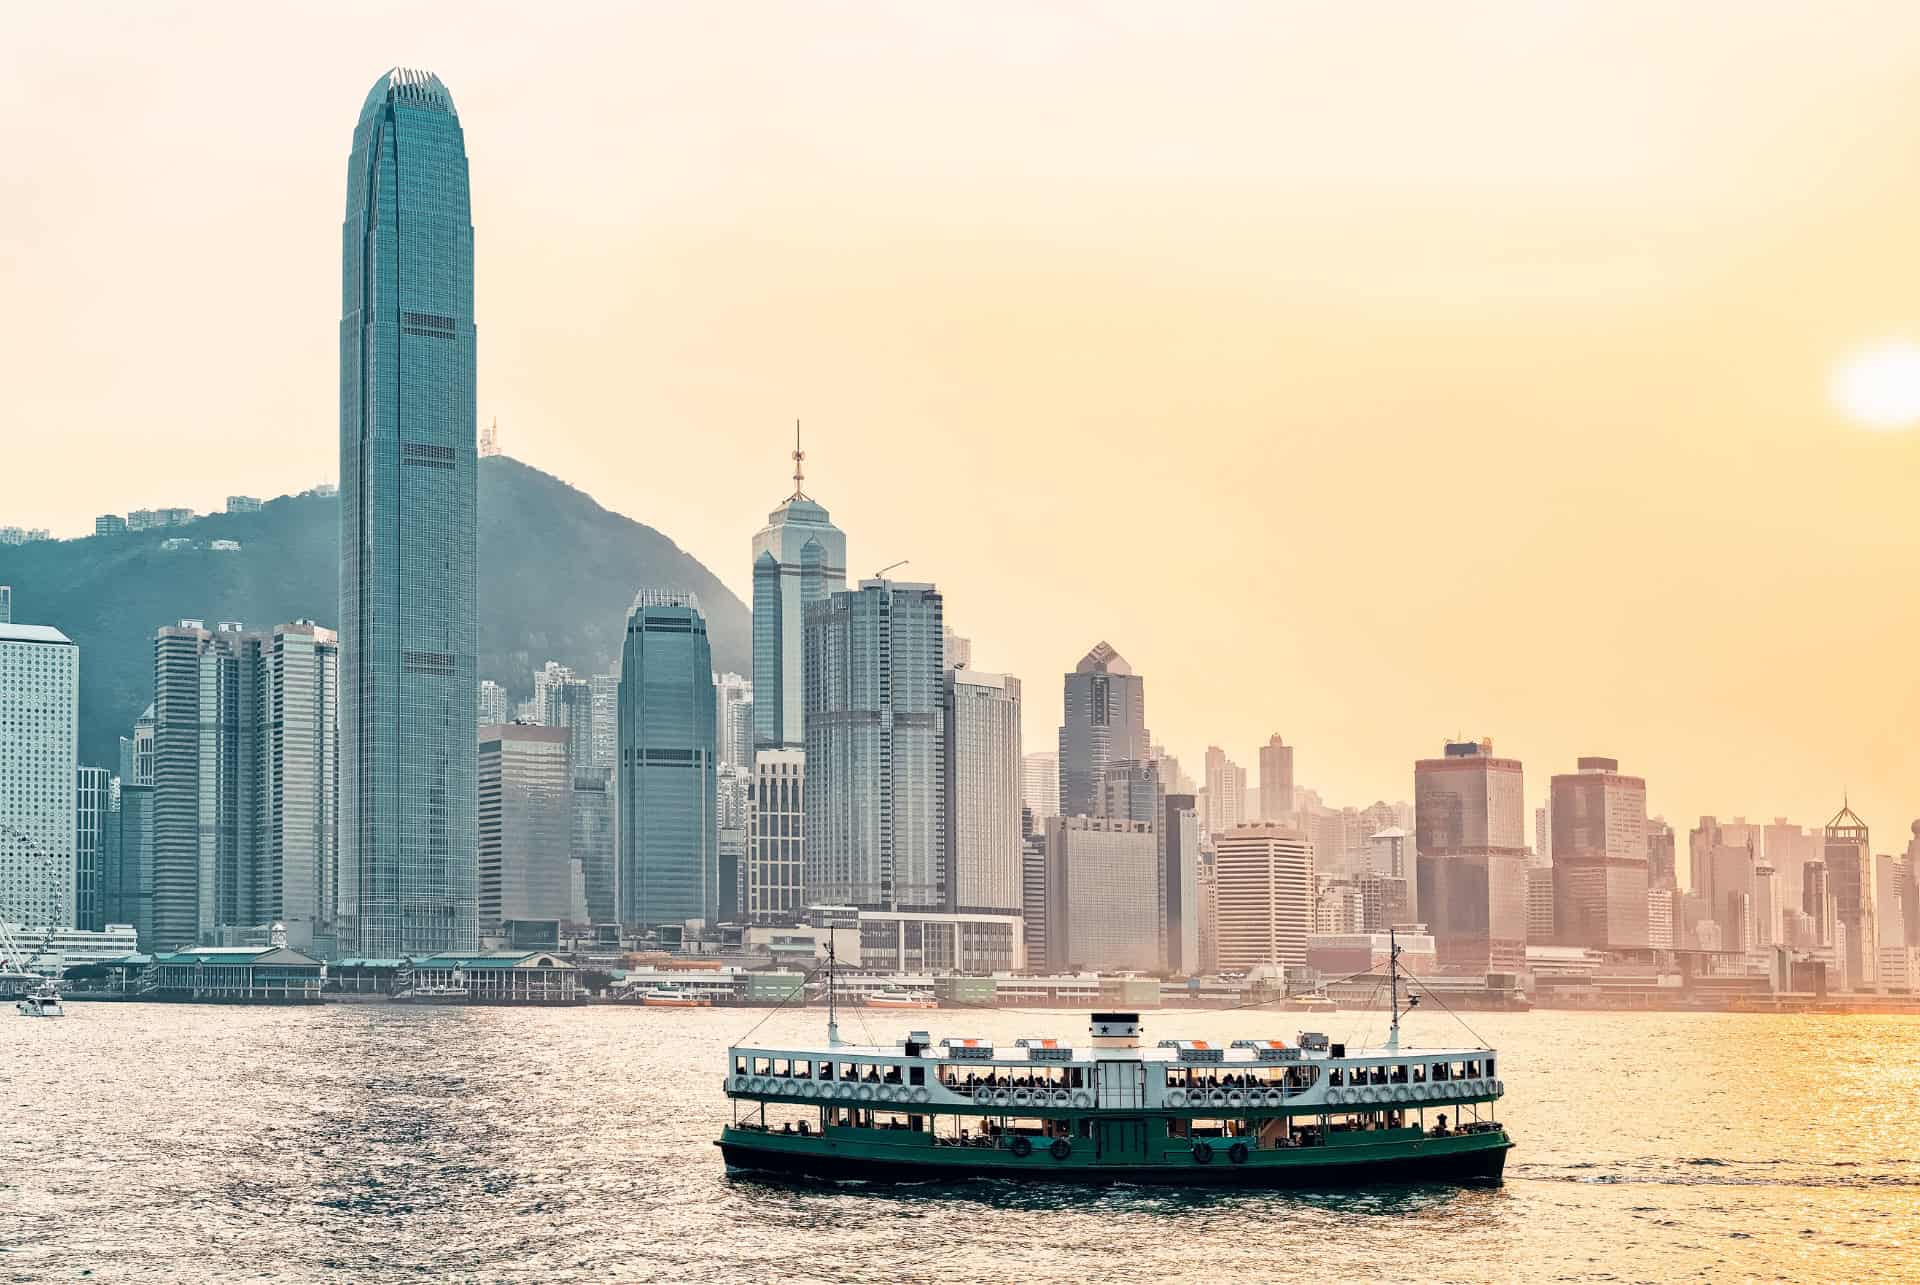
left=789, top=420, right=809, bottom=500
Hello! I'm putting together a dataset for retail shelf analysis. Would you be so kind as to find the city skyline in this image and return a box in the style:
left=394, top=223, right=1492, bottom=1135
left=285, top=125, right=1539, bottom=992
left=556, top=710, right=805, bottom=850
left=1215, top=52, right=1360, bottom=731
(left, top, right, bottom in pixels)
left=8, top=8, right=1920, bottom=843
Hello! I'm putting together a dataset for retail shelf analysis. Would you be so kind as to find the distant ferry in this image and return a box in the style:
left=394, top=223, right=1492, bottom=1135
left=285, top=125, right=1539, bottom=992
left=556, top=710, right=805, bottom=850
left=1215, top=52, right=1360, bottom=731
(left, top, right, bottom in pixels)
left=641, top=982, right=711, bottom=1008
left=865, top=985, right=938, bottom=1011
left=718, top=940, right=1510, bottom=1187
left=394, top=969, right=469, bottom=1004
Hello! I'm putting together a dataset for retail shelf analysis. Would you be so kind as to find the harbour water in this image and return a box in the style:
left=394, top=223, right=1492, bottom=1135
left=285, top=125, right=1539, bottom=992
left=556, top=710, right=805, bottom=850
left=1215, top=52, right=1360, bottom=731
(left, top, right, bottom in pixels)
left=5, top=1004, right=1917, bottom=1282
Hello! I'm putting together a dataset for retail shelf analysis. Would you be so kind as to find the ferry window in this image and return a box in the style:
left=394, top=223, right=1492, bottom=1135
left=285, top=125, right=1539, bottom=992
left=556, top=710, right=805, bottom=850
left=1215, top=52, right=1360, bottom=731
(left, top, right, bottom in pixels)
left=840, top=1063, right=858, bottom=1081
left=794, top=1061, right=810, bottom=1079
left=1413, top=1064, right=1425, bottom=1082
left=735, top=1057, right=747, bottom=1075
left=818, top=1061, right=834, bottom=1080
left=909, top=1067, right=925, bottom=1086
left=754, top=1057, right=772, bottom=1075
left=1486, top=1058, right=1495, bottom=1077
left=774, top=1060, right=790, bottom=1077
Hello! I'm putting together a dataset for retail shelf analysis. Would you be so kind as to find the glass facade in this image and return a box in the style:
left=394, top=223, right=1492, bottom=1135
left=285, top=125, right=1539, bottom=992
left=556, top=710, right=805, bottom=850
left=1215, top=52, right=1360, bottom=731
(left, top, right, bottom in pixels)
left=804, top=581, right=945, bottom=911
left=339, top=69, right=478, bottom=956
left=750, top=495, right=846, bottom=753
left=1058, top=642, right=1149, bottom=820
left=617, top=596, right=717, bottom=928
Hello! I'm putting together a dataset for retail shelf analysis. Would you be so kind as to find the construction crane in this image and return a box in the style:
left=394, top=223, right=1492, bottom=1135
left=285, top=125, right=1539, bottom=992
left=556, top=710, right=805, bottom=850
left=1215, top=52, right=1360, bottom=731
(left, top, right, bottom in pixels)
left=0, top=824, right=65, bottom=983
left=872, top=559, right=909, bottom=580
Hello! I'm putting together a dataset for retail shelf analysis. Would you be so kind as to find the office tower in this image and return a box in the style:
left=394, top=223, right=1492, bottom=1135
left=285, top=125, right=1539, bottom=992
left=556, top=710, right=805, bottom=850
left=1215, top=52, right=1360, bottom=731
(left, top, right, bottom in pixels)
left=1413, top=738, right=1527, bottom=973
left=1057, top=642, right=1148, bottom=820
left=943, top=669, right=1022, bottom=916
left=751, top=429, right=847, bottom=752
left=941, top=626, right=972, bottom=671
left=260, top=622, right=341, bottom=953
left=1763, top=819, right=1819, bottom=913
left=109, top=782, right=154, bottom=945
left=804, top=580, right=945, bottom=911
left=589, top=674, right=619, bottom=771
left=1646, top=887, right=1675, bottom=949
left=1803, top=860, right=1833, bottom=946
left=1257, top=735, right=1294, bottom=820
left=714, top=672, right=754, bottom=767
left=1211, top=823, right=1316, bottom=972
left=1164, top=793, right=1201, bottom=974
left=1526, top=867, right=1556, bottom=943
left=747, top=750, right=804, bottom=924
left=716, top=826, right=746, bottom=922
left=478, top=725, right=574, bottom=934
left=1366, top=827, right=1413, bottom=880
left=1021, top=824, right=1049, bottom=968
left=1824, top=801, right=1876, bottom=990
left=1204, top=747, right=1247, bottom=833
left=1151, top=744, right=1196, bottom=796
left=544, top=674, right=596, bottom=772
left=1754, top=863, right=1779, bottom=948
left=569, top=766, right=616, bottom=925
left=477, top=680, right=509, bottom=727
left=1690, top=817, right=1757, bottom=953
left=617, top=591, right=717, bottom=928
left=1646, top=818, right=1677, bottom=890
left=0, top=623, right=78, bottom=933
left=1101, top=759, right=1163, bottom=826
left=715, top=762, right=750, bottom=832
left=1905, top=822, right=1920, bottom=948
left=1549, top=756, right=1650, bottom=950
left=1044, top=815, right=1161, bottom=972
left=1533, top=806, right=1550, bottom=868
left=340, top=68, right=478, bottom=957
left=74, top=767, right=111, bottom=931
left=1197, top=846, right=1219, bottom=973
left=152, top=622, right=264, bottom=949
left=1021, top=752, right=1060, bottom=824
left=0, top=586, right=10, bottom=623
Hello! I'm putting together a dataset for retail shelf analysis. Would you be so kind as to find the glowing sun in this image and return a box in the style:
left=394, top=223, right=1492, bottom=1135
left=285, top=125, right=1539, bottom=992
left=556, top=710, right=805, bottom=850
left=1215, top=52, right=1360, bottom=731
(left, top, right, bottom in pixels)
left=1831, top=341, right=1920, bottom=430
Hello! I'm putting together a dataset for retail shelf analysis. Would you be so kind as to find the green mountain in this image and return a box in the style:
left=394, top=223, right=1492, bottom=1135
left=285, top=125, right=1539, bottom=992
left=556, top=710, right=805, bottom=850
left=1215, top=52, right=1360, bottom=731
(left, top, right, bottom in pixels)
left=0, top=456, right=749, bottom=771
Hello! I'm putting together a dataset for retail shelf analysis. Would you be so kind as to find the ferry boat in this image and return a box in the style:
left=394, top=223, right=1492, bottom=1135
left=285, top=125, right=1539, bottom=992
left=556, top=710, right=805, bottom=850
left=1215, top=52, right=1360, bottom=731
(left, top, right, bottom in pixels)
left=641, top=982, right=712, bottom=1008
left=394, top=968, right=470, bottom=1004
left=718, top=938, right=1511, bottom=1187
left=15, top=982, right=65, bottom=1018
left=865, top=985, right=938, bottom=1011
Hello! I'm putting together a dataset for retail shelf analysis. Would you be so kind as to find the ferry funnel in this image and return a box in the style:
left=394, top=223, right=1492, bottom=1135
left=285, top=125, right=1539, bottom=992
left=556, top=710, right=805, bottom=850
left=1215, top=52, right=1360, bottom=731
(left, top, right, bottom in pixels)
left=1090, top=1011, right=1142, bottom=1050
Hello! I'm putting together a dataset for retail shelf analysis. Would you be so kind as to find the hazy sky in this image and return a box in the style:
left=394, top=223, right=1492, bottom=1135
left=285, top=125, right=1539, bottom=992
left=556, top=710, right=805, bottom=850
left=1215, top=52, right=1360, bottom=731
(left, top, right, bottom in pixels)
left=6, top=2, right=1920, bottom=844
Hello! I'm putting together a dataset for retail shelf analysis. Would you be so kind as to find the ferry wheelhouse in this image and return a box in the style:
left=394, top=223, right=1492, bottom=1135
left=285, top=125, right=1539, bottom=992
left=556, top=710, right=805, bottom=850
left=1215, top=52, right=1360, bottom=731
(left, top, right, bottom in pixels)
left=718, top=1006, right=1511, bottom=1187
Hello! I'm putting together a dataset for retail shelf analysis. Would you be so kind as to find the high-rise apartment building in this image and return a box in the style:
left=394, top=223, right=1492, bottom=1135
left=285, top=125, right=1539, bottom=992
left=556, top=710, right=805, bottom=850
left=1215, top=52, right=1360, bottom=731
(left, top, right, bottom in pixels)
left=1058, top=642, right=1149, bottom=819
left=943, top=669, right=1022, bottom=916
left=119, top=704, right=155, bottom=786
left=1021, top=751, right=1060, bottom=824
left=804, top=580, right=945, bottom=911
left=1044, top=815, right=1161, bottom=972
left=1549, top=756, right=1650, bottom=950
left=477, top=680, right=509, bottom=727
left=747, top=750, right=804, bottom=924
left=1824, top=801, right=1876, bottom=990
left=941, top=626, right=972, bottom=671
left=263, top=621, right=341, bottom=953
left=1212, top=823, right=1316, bottom=973
left=589, top=674, right=619, bottom=771
left=1646, top=818, right=1677, bottom=890
left=617, top=592, right=717, bottom=929
left=1257, top=735, right=1294, bottom=820
left=340, top=68, right=479, bottom=957
left=1413, top=738, right=1527, bottom=973
left=0, top=586, right=11, bottom=623
left=714, top=672, right=754, bottom=768
left=478, top=725, right=574, bottom=934
left=1763, top=819, right=1819, bottom=913
left=0, top=623, right=78, bottom=934
left=750, top=432, right=847, bottom=753
left=1204, top=747, right=1247, bottom=833
left=1021, top=823, right=1049, bottom=968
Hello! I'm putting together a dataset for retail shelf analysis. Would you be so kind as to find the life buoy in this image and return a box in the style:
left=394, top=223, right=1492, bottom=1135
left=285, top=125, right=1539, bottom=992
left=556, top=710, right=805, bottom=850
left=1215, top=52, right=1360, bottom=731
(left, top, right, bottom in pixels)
left=1013, top=1089, right=1032, bottom=1107
left=1267, top=1088, right=1285, bottom=1106
left=732, top=1076, right=750, bottom=1093
left=751, top=1077, right=768, bottom=1094
left=856, top=1084, right=875, bottom=1102
left=1052, top=1090, right=1071, bottom=1107
left=1010, top=1135, right=1033, bottom=1159
left=993, top=1088, right=1012, bottom=1106
left=833, top=1084, right=852, bottom=1100
left=1494, top=1079, right=1504, bottom=1096
left=1364, top=1087, right=1380, bottom=1104
left=1393, top=1086, right=1410, bottom=1104
left=911, top=1086, right=930, bottom=1104
left=1166, top=1089, right=1186, bottom=1108
left=1446, top=1083, right=1461, bottom=1100
left=802, top=1082, right=819, bottom=1098
left=1227, top=1090, right=1245, bottom=1108
left=1228, top=1142, right=1249, bottom=1165
left=1208, top=1090, right=1227, bottom=1107
left=1192, top=1142, right=1214, bottom=1164
left=1050, top=1137, right=1072, bottom=1161
left=877, top=1085, right=897, bottom=1103
left=783, top=1080, right=800, bottom=1096
left=1325, top=1088, right=1343, bottom=1106
left=1072, top=1091, right=1092, bottom=1109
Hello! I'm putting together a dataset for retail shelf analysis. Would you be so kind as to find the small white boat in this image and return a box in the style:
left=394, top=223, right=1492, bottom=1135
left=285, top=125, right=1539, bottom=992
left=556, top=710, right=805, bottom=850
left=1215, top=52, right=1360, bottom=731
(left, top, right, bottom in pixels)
left=640, top=982, right=711, bottom=1008
left=16, top=983, right=64, bottom=1018
left=866, top=985, right=938, bottom=1010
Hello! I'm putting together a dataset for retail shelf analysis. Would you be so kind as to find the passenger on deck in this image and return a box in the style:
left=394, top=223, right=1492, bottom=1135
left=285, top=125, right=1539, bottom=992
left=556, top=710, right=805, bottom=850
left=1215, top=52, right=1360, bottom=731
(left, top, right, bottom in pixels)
left=1432, top=1114, right=1450, bottom=1137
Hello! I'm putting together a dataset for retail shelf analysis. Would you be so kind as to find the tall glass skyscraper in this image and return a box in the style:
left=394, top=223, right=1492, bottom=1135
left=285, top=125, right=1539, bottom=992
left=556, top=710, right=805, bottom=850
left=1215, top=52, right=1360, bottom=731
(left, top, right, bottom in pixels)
left=339, top=69, right=478, bottom=956
left=617, top=591, right=718, bottom=928
left=1057, top=642, right=1149, bottom=819
left=804, top=580, right=946, bottom=911
left=751, top=431, right=846, bottom=752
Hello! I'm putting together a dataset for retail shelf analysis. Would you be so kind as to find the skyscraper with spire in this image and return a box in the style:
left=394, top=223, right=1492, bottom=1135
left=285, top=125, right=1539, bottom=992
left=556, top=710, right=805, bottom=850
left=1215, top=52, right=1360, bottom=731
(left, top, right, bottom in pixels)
left=338, top=68, right=478, bottom=956
left=750, top=425, right=847, bottom=752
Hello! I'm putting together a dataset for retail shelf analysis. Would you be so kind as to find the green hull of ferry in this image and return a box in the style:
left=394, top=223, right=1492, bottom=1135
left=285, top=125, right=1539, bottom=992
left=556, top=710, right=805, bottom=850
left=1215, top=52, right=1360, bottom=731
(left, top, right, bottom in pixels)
left=719, top=1120, right=1510, bottom=1188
